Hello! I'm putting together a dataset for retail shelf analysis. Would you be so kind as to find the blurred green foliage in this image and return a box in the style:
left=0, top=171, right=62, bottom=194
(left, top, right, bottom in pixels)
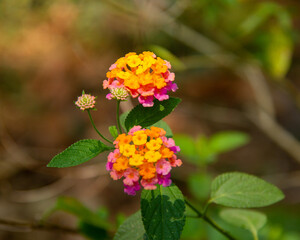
left=47, top=196, right=113, bottom=240
left=174, top=131, right=249, bottom=165
left=0, top=0, right=294, bottom=83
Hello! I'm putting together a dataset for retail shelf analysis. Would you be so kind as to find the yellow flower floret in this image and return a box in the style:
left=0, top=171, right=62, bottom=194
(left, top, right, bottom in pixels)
left=146, top=138, right=163, bottom=151
left=129, top=154, right=144, bottom=166
left=120, top=144, right=136, bottom=157
left=124, top=76, right=140, bottom=89
left=154, top=76, right=167, bottom=89
left=127, top=55, right=142, bottom=68
left=132, top=130, right=148, bottom=145
left=117, top=71, right=131, bottom=79
left=116, top=57, right=127, bottom=68
left=138, top=73, right=153, bottom=85
left=144, top=150, right=162, bottom=163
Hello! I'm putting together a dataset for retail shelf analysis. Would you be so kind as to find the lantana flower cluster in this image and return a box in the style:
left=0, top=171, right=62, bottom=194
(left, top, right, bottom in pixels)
left=103, top=51, right=178, bottom=107
left=106, top=126, right=182, bottom=195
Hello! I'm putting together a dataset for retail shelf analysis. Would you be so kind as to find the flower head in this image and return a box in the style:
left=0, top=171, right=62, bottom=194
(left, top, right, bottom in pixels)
left=106, top=126, right=182, bottom=195
left=75, top=91, right=96, bottom=111
left=103, top=52, right=178, bottom=107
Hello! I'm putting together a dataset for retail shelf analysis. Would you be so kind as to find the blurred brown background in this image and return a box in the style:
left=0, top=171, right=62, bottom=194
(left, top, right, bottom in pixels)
left=0, top=0, right=300, bottom=239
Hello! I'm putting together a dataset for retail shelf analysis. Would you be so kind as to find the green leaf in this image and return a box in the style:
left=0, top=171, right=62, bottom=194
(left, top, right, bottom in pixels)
left=188, top=173, right=212, bottom=200
left=151, top=120, right=173, bottom=138
left=265, top=27, right=293, bottom=79
left=116, top=213, right=126, bottom=228
left=141, top=184, right=186, bottom=240
left=209, top=131, right=250, bottom=154
left=210, top=172, right=284, bottom=208
left=79, top=221, right=108, bottom=240
left=47, top=139, right=113, bottom=168
left=220, top=209, right=267, bottom=240
left=125, top=97, right=181, bottom=131
left=121, top=112, right=173, bottom=137
left=54, top=197, right=111, bottom=230
left=109, top=126, right=119, bottom=139
left=114, top=211, right=148, bottom=240
left=120, top=111, right=130, bottom=132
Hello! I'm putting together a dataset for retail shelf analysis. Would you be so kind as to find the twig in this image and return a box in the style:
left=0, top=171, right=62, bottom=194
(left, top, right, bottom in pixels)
left=116, top=100, right=122, bottom=134
left=185, top=200, right=236, bottom=240
left=0, top=218, right=79, bottom=235
left=87, top=110, right=113, bottom=144
left=246, top=106, right=300, bottom=163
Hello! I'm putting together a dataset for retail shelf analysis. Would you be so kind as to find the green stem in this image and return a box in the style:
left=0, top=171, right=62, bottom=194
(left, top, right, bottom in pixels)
left=87, top=110, right=113, bottom=144
left=202, top=215, right=236, bottom=240
left=202, top=201, right=211, bottom=216
left=116, top=100, right=122, bottom=134
left=185, top=199, right=202, bottom=217
left=184, top=199, right=236, bottom=240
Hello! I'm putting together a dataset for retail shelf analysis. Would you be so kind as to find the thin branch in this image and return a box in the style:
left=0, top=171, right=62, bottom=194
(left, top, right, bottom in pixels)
left=185, top=200, right=237, bottom=240
left=87, top=110, right=113, bottom=144
left=116, top=100, right=123, bottom=134
left=246, top=106, right=300, bottom=163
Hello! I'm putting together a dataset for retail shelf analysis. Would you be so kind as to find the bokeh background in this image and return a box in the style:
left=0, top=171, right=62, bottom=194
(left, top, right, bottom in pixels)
left=0, top=0, right=300, bottom=239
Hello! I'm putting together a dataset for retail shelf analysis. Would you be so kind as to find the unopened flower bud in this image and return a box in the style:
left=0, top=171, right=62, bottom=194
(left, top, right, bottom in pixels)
left=109, top=87, right=130, bottom=101
left=75, top=92, right=96, bottom=111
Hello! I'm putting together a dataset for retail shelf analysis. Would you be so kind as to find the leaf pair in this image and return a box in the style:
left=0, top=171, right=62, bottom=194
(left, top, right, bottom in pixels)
left=209, top=172, right=284, bottom=240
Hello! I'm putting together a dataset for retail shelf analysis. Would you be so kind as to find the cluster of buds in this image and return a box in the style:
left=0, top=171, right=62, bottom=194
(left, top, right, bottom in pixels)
left=106, top=126, right=182, bottom=195
left=103, top=51, right=178, bottom=107
left=106, top=86, right=130, bottom=101
left=75, top=92, right=96, bottom=111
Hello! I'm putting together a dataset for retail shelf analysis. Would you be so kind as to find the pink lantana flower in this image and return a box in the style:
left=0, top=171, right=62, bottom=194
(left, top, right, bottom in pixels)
left=123, top=168, right=140, bottom=186
left=124, top=181, right=141, bottom=196
left=157, top=173, right=172, bottom=187
left=141, top=177, right=158, bottom=190
left=156, top=159, right=171, bottom=175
